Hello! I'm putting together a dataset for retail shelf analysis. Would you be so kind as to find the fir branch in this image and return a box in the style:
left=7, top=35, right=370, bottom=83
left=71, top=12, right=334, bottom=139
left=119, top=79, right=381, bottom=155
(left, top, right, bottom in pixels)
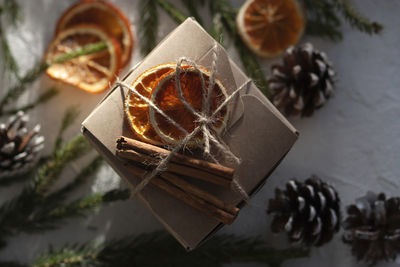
left=210, top=13, right=224, bottom=44
left=53, top=106, right=80, bottom=153
left=1, top=87, right=59, bottom=116
left=51, top=41, right=108, bottom=65
left=42, top=189, right=130, bottom=223
left=156, top=0, right=186, bottom=24
left=209, top=0, right=270, bottom=98
left=335, top=0, right=383, bottom=34
left=33, top=244, right=98, bottom=267
left=303, top=0, right=382, bottom=40
left=139, top=0, right=159, bottom=55
left=42, top=156, right=104, bottom=210
left=303, top=0, right=343, bottom=40
left=35, top=134, right=92, bottom=196
left=180, top=0, right=204, bottom=25
left=33, top=231, right=309, bottom=267
left=0, top=20, right=20, bottom=79
left=0, top=41, right=107, bottom=114
left=0, top=62, right=48, bottom=114
left=3, top=0, right=21, bottom=25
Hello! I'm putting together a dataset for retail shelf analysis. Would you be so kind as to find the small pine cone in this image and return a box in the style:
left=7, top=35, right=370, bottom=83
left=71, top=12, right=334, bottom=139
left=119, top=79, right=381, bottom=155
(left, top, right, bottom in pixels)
left=267, top=176, right=341, bottom=246
left=0, top=111, right=45, bottom=178
left=343, top=192, right=400, bottom=265
left=268, top=43, right=336, bottom=117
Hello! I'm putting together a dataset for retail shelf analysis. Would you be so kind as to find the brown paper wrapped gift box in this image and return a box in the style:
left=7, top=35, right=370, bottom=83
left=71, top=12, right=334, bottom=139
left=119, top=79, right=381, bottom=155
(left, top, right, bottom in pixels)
left=81, top=18, right=298, bottom=250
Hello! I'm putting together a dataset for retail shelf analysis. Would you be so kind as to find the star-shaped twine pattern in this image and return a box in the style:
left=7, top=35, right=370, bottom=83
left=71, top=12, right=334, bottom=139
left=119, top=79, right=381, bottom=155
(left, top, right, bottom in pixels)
left=117, top=43, right=251, bottom=201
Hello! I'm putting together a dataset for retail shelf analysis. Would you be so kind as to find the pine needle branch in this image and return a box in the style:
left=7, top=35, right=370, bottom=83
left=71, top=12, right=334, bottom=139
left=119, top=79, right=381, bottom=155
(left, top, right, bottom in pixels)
left=303, top=0, right=383, bottom=40
left=0, top=0, right=21, bottom=78
left=33, top=231, right=309, bottom=267
left=43, top=156, right=104, bottom=208
left=0, top=20, right=20, bottom=79
left=210, top=13, right=224, bottom=45
left=156, top=0, right=186, bottom=24
left=139, top=0, right=159, bottom=55
left=335, top=0, right=383, bottom=34
left=0, top=41, right=107, bottom=114
left=3, top=0, right=21, bottom=25
left=1, top=87, right=59, bottom=116
left=0, top=62, right=48, bottom=114
left=53, top=106, right=80, bottom=153
left=34, top=134, right=92, bottom=196
left=180, top=0, right=204, bottom=25
left=40, top=189, right=130, bottom=224
left=209, top=0, right=270, bottom=98
left=303, top=0, right=343, bottom=40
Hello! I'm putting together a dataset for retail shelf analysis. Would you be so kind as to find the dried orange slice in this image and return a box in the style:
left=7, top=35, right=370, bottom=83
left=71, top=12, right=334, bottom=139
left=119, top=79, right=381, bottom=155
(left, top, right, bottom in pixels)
left=45, top=24, right=121, bottom=94
left=125, top=64, right=176, bottom=145
left=55, top=0, right=134, bottom=67
left=149, top=66, right=229, bottom=146
left=236, top=0, right=305, bottom=57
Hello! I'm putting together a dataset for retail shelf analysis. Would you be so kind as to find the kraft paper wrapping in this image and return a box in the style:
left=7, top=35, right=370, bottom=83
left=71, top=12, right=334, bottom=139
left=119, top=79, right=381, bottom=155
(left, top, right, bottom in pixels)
left=82, top=18, right=298, bottom=250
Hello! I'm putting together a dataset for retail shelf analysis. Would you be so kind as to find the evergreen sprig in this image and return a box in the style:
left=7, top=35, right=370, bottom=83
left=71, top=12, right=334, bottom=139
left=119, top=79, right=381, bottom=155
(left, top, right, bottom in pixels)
left=31, top=231, right=309, bottom=267
left=0, top=41, right=108, bottom=115
left=335, top=0, right=383, bottom=34
left=139, top=0, right=159, bottom=55
left=303, top=0, right=383, bottom=40
left=34, top=134, right=92, bottom=196
left=0, top=0, right=21, bottom=78
left=156, top=0, right=186, bottom=25
left=1, top=87, right=59, bottom=116
left=53, top=105, right=80, bottom=153
left=154, top=0, right=270, bottom=98
left=180, top=0, right=204, bottom=25
left=208, top=0, right=270, bottom=98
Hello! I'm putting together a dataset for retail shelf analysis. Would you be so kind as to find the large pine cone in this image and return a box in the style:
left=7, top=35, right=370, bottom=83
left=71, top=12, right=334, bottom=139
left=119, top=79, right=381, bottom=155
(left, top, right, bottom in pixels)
left=0, top=111, right=44, bottom=178
left=267, top=176, right=341, bottom=246
left=343, top=192, right=400, bottom=265
left=268, top=43, right=335, bottom=117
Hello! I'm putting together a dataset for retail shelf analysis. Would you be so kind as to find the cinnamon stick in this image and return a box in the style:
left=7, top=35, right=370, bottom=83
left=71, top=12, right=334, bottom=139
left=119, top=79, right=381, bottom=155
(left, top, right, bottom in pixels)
left=116, top=136, right=234, bottom=179
left=160, top=172, right=239, bottom=215
left=121, top=163, right=238, bottom=225
left=116, top=149, right=232, bottom=188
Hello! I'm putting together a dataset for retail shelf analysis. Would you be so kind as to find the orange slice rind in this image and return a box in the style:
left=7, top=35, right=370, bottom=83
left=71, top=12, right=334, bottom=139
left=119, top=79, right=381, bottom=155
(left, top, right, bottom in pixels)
left=55, top=0, right=134, bottom=67
left=45, top=24, right=121, bottom=94
left=124, top=63, right=176, bottom=145
left=236, top=0, right=305, bottom=57
left=149, top=65, right=230, bottom=146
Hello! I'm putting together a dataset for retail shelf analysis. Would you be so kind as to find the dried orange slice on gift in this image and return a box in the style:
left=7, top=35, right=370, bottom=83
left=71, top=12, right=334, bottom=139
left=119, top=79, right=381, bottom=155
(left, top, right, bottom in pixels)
left=55, top=0, right=134, bottom=67
left=149, top=66, right=229, bottom=146
left=125, top=64, right=176, bottom=145
left=236, top=0, right=305, bottom=57
left=45, top=24, right=122, bottom=94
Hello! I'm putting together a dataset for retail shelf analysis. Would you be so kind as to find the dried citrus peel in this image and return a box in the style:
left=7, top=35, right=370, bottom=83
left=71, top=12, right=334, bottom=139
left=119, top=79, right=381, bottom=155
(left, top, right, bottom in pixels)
left=236, top=0, right=305, bottom=57
left=124, top=64, right=176, bottom=145
left=55, top=0, right=134, bottom=67
left=45, top=25, right=121, bottom=94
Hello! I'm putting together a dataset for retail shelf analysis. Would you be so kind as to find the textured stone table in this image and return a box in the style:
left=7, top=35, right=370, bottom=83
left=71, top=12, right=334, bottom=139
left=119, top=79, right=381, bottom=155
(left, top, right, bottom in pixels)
left=1, top=0, right=399, bottom=266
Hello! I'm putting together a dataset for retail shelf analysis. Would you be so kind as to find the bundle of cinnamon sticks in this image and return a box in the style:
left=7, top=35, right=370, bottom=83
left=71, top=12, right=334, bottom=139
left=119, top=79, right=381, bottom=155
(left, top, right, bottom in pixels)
left=116, top=136, right=239, bottom=225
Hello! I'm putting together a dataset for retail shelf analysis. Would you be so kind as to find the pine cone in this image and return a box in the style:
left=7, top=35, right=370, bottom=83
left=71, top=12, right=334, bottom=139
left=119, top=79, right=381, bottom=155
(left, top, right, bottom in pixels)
left=343, top=192, right=400, bottom=265
left=0, top=111, right=44, bottom=178
left=267, top=176, right=341, bottom=246
left=268, top=43, right=336, bottom=117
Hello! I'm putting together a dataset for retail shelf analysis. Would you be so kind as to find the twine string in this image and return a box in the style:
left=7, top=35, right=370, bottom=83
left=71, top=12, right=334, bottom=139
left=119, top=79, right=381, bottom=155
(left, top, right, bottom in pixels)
left=117, top=43, right=251, bottom=201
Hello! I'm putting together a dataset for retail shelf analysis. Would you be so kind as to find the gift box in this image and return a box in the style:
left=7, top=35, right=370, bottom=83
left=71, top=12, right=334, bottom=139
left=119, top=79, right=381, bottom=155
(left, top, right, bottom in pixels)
left=81, top=18, right=298, bottom=250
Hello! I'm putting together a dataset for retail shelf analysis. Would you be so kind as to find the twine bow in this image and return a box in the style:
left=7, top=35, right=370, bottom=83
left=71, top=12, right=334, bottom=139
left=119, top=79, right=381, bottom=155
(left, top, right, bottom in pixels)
left=117, top=43, right=251, bottom=201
